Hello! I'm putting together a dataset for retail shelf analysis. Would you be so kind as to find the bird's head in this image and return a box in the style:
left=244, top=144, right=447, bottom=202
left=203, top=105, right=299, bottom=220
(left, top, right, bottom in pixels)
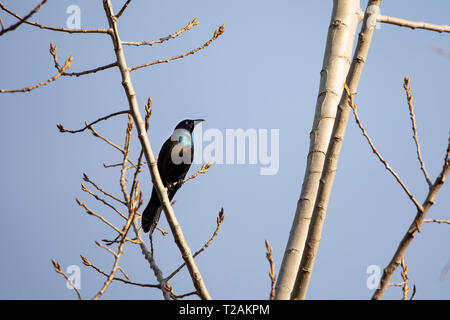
left=174, top=119, right=204, bottom=133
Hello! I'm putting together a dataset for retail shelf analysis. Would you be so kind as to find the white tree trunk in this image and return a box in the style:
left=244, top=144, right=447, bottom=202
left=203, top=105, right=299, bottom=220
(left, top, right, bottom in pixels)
left=275, top=0, right=361, bottom=300
left=291, top=0, right=382, bottom=300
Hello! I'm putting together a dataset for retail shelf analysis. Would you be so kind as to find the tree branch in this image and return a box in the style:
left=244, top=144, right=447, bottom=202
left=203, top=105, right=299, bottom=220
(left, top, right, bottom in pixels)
left=129, top=24, right=225, bottom=72
left=372, top=138, right=450, bottom=300
left=346, top=83, right=423, bottom=211
left=0, top=0, right=48, bottom=36
left=0, top=55, right=73, bottom=93
left=81, top=254, right=160, bottom=289
left=165, top=208, right=225, bottom=282
left=378, top=15, right=450, bottom=33
left=102, top=0, right=212, bottom=300
left=122, top=18, right=199, bottom=47
left=423, top=219, right=450, bottom=225
left=115, top=0, right=132, bottom=19
left=265, top=240, right=276, bottom=300
left=0, top=2, right=110, bottom=34
left=57, top=110, right=129, bottom=134
left=51, top=259, right=83, bottom=300
left=403, top=77, right=432, bottom=187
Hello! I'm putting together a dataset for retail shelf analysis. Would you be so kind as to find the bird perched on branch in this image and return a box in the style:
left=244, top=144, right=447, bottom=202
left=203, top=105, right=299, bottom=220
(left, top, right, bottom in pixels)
left=142, top=119, right=204, bottom=234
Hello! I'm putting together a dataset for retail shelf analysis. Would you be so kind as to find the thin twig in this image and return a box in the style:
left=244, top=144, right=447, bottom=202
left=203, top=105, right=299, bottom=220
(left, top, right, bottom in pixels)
left=168, top=162, right=212, bottom=190
left=81, top=255, right=159, bottom=288
left=84, top=123, right=137, bottom=168
left=403, top=77, right=432, bottom=187
left=172, top=290, right=198, bottom=300
left=51, top=259, right=83, bottom=300
left=410, top=285, right=417, bottom=300
left=76, top=197, right=123, bottom=234
left=372, top=138, right=450, bottom=300
left=423, top=219, right=450, bottom=225
left=81, top=184, right=127, bottom=220
left=92, top=115, right=139, bottom=300
left=400, top=258, right=409, bottom=300
left=57, top=110, right=130, bottom=134
left=265, top=239, right=276, bottom=300
left=378, top=15, right=450, bottom=33
left=0, top=55, right=73, bottom=93
left=165, top=208, right=225, bottom=281
left=82, top=173, right=126, bottom=206
left=0, top=2, right=110, bottom=34
left=50, top=45, right=118, bottom=77
left=61, top=62, right=118, bottom=77
left=103, top=0, right=211, bottom=299
left=122, top=18, right=199, bottom=46
left=346, top=84, right=423, bottom=212
left=115, top=0, right=131, bottom=19
left=129, top=24, right=225, bottom=72
left=0, top=0, right=48, bottom=36
left=95, top=240, right=118, bottom=257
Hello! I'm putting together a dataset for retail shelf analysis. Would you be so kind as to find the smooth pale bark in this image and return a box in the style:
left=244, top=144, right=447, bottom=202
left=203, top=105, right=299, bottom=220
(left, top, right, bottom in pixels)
left=291, top=0, right=382, bottom=300
left=275, top=0, right=361, bottom=300
left=102, top=0, right=211, bottom=300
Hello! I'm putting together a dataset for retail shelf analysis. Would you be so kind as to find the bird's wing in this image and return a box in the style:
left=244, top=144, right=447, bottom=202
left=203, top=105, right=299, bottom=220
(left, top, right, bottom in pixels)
left=157, top=138, right=192, bottom=186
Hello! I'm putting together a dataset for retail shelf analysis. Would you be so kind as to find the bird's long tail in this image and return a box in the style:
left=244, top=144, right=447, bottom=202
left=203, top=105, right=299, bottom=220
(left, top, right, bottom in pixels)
left=142, top=189, right=162, bottom=234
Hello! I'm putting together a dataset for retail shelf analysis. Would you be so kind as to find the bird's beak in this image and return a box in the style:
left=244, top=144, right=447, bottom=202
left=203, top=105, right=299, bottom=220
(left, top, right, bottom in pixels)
left=193, top=119, right=204, bottom=126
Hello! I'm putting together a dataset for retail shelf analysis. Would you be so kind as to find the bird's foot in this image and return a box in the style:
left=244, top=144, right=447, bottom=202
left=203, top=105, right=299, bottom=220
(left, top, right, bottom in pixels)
left=167, top=178, right=185, bottom=191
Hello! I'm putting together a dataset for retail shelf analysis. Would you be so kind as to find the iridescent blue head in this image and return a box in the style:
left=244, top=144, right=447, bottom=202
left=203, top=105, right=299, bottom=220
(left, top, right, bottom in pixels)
left=171, top=119, right=204, bottom=147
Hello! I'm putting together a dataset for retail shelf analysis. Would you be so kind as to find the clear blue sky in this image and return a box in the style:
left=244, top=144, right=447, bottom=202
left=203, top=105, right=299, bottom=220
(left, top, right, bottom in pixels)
left=0, top=0, right=448, bottom=299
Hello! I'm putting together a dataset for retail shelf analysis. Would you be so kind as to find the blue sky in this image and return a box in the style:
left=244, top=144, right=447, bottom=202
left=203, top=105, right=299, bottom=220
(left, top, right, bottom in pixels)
left=0, top=0, right=448, bottom=299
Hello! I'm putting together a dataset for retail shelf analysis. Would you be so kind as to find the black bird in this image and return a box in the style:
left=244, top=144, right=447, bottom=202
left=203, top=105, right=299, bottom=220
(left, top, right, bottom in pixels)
left=142, top=119, right=204, bottom=234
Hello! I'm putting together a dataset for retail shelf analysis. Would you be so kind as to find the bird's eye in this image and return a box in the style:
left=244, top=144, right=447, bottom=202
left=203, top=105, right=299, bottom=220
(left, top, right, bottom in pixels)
left=185, top=121, right=188, bottom=125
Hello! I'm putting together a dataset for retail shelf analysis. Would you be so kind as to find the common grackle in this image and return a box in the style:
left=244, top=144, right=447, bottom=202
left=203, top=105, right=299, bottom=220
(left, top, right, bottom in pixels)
left=142, top=119, right=204, bottom=234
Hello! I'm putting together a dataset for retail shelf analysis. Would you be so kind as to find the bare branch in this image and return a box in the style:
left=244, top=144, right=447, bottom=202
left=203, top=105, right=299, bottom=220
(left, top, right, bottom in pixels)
left=129, top=24, right=225, bottom=72
left=95, top=240, right=118, bottom=257
left=423, top=219, right=450, bottom=225
left=81, top=255, right=159, bottom=288
left=171, top=290, right=198, bottom=300
left=0, top=2, right=110, bottom=34
left=265, top=240, right=276, bottom=300
left=165, top=208, right=225, bottom=281
left=122, top=18, right=199, bottom=47
left=0, top=55, right=73, bottom=93
left=103, top=0, right=211, bottom=299
left=81, top=184, right=127, bottom=220
left=378, top=15, right=450, bottom=33
left=82, top=173, right=127, bottom=206
left=81, top=123, right=138, bottom=168
left=57, top=110, right=130, bottom=134
left=403, top=77, right=432, bottom=187
left=372, top=138, right=450, bottom=300
left=0, top=0, right=48, bottom=36
left=115, top=0, right=132, bottom=19
left=51, top=259, right=82, bottom=300
left=76, top=197, right=123, bottom=234
left=346, top=83, right=423, bottom=211
left=168, top=162, right=212, bottom=190
left=400, top=258, right=410, bottom=300
left=92, top=116, right=140, bottom=300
